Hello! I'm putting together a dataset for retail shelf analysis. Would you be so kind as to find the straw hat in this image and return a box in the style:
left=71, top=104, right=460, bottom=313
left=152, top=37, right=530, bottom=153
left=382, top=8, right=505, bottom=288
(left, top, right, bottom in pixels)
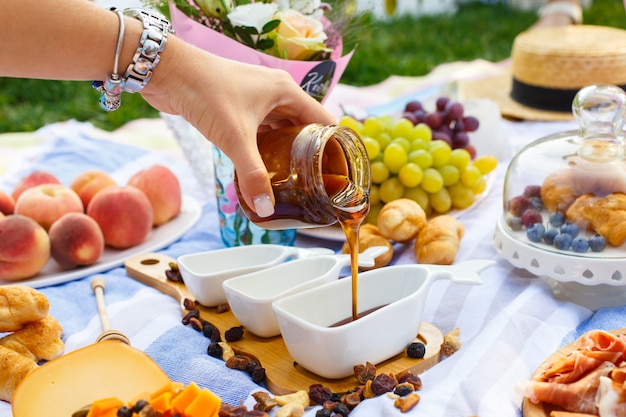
left=460, top=25, right=626, bottom=121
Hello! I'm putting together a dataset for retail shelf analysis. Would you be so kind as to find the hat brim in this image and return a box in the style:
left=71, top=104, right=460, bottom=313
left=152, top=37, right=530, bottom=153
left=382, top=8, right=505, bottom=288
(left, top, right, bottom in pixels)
left=458, top=69, right=574, bottom=122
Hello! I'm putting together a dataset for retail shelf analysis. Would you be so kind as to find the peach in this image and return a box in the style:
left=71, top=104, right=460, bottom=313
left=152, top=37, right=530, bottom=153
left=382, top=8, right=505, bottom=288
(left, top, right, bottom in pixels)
left=87, top=186, right=153, bottom=249
left=49, top=213, right=104, bottom=270
left=14, top=184, right=84, bottom=231
left=128, top=164, right=182, bottom=226
left=0, top=214, right=51, bottom=281
left=11, top=171, right=61, bottom=202
left=0, top=190, right=14, bottom=215
left=70, top=170, right=117, bottom=208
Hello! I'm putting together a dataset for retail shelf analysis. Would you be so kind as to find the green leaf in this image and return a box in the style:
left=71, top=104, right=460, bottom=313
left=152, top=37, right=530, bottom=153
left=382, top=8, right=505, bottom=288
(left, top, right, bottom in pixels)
left=234, top=27, right=254, bottom=46
left=255, top=38, right=274, bottom=50
left=261, top=19, right=280, bottom=34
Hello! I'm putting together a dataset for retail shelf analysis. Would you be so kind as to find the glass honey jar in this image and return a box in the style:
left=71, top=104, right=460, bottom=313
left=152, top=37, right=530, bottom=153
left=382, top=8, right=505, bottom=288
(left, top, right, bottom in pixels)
left=235, top=123, right=371, bottom=230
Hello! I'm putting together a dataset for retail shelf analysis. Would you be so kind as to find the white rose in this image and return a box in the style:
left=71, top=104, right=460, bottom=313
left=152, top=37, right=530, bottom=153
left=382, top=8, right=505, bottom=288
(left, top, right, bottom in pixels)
left=227, top=3, right=279, bottom=33
left=271, top=9, right=330, bottom=60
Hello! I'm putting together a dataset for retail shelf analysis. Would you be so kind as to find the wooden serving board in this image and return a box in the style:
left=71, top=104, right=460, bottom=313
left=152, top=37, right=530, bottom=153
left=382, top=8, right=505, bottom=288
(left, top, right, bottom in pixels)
left=125, top=252, right=444, bottom=395
left=522, top=328, right=626, bottom=417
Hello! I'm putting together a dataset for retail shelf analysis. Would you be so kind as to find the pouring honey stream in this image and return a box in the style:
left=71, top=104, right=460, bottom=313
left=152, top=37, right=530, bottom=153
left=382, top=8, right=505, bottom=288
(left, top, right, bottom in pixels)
left=235, top=124, right=371, bottom=323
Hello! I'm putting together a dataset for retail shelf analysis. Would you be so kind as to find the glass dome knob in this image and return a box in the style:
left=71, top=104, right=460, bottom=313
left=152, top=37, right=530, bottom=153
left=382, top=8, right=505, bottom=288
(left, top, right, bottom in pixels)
left=572, top=84, right=626, bottom=161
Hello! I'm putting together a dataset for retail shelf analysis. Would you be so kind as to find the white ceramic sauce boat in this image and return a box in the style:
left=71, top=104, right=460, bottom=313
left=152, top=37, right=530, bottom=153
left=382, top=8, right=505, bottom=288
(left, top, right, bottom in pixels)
left=272, top=259, right=494, bottom=379
left=222, top=246, right=390, bottom=338
left=177, top=245, right=334, bottom=306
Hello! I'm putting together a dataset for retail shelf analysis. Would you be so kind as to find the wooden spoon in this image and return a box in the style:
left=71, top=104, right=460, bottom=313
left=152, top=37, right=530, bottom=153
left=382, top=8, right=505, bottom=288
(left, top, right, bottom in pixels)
left=12, top=278, right=171, bottom=417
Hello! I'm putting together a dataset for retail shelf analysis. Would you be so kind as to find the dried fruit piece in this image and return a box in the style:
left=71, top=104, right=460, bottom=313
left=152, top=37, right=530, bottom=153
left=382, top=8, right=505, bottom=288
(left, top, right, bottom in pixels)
left=252, top=391, right=278, bottom=412
left=444, top=327, right=461, bottom=351
left=225, top=354, right=250, bottom=371
left=224, top=326, right=244, bottom=342
left=406, top=342, right=426, bottom=358
left=353, top=361, right=376, bottom=384
left=371, top=373, right=397, bottom=395
left=394, top=392, right=420, bottom=413
left=308, top=384, right=332, bottom=405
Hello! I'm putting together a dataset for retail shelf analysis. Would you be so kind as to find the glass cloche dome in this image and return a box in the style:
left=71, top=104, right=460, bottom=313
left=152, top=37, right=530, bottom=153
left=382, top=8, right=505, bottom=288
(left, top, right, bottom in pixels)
left=493, top=84, right=626, bottom=310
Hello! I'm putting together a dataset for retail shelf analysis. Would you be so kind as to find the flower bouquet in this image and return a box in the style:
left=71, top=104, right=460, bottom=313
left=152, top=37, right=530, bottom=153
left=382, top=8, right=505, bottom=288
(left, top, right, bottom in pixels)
left=165, top=0, right=356, bottom=246
left=168, top=0, right=354, bottom=102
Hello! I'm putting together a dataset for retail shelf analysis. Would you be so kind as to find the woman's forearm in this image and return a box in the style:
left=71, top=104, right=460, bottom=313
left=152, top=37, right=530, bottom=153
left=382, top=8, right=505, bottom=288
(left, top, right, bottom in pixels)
left=0, top=0, right=146, bottom=82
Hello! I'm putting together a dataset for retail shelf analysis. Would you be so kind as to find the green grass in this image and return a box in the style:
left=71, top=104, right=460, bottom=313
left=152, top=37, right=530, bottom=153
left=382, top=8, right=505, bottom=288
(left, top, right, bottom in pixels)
left=1, top=0, right=624, bottom=133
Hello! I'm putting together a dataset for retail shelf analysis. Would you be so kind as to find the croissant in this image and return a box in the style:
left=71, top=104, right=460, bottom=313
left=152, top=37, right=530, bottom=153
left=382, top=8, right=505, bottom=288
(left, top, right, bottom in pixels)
left=377, top=198, right=427, bottom=243
left=414, top=215, right=464, bottom=265
left=0, top=286, right=49, bottom=332
left=0, top=315, right=64, bottom=362
left=0, top=345, right=38, bottom=402
left=579, top=192, right=626, bottom=246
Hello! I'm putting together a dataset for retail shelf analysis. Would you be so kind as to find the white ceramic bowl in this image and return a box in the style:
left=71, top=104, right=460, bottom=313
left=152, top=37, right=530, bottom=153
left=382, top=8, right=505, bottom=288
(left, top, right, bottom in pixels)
left=222, top=246, right=390, bottom=338
left=177, top=245, right=334, bottom=306
left=272, top=260, right=494, bottom=379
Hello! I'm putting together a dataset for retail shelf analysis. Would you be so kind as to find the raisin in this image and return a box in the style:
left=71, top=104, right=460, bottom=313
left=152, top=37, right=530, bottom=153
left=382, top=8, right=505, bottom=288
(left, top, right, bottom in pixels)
left=202, top=320, right=217, bottom=338
left=333, top=403, right=350, bottom=416
left=117, top=406, right=133, bottom=417
left=225, top=355, right=251, bottom=371
left=207, top=341, right=223, bottom=359
left=406, top=342, right=426, bottom=358
left=246, top=360, right=266, bottom=384
left=397, top=371, right=422, bottom=391
left=132, top=400, right=149, bottom=413
left=341, top=391, right=361, bottom=409
left=249, top=366, right=266, bottom=384
left=225, top=326, right=244, bottom=342
left=165, top=268, right=184, bottom=283
left=181, top=309, right=200, bottom=326
left=393, top=383, right=414, bottom=397
left=371, top=373, right=397, bottom=396
left=183, top=298, right=196, bottom=310
left=216, top=303, right=230, bottom=313
left=189, top=317, right=203, bottom=332
left=308, top=383, right=333, bottom=405
left=315, top=409, right=332, bottom=417
left=353, top=362, right=376, bottom=384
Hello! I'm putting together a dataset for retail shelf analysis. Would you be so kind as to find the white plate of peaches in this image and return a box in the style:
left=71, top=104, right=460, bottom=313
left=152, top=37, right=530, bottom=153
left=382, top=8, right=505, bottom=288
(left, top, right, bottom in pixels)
left=0, top=166, right=201, bottom=288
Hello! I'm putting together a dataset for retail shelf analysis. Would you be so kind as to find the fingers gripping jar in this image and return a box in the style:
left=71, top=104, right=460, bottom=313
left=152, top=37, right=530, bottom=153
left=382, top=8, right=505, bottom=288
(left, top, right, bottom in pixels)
left=235, top=124, right=371, bottom=230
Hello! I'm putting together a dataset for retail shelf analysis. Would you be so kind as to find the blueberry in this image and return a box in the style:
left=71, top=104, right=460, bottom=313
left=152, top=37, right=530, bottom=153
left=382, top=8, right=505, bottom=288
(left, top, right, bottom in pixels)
left=589, top=234, right=607, bottom=252
left=548, top=212, right=565, bottom=228
left=543, top=228, right=559, bottom=245
left=560, top=222, right=579, bottom=238
left=571, top=237, right=589, bottom=253
left=554, top=233, right=573, bottom=250
left=526, top=223, right=546, bottom=242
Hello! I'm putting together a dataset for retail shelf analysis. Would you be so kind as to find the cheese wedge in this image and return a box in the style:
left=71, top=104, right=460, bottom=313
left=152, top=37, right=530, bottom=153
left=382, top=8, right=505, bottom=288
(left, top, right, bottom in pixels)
left=12, top=340, right=171, bottom=417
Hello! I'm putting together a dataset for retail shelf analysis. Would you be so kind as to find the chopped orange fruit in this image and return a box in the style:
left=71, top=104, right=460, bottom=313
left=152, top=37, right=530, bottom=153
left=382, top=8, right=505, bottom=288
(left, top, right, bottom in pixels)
left=86, top=397, right=125, bottom=417
left=184, top=388, right=221, bottom=417
left=171, top=382, right=202, bottom=414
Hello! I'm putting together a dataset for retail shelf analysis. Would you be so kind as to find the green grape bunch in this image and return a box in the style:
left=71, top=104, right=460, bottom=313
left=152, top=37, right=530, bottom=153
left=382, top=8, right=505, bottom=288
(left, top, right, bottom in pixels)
left=339, top=97, right=497, bottom=224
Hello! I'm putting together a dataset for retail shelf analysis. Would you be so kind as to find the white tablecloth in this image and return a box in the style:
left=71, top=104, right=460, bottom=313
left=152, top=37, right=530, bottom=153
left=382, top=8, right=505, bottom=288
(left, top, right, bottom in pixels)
left=0, top=60, right=617, bottom=417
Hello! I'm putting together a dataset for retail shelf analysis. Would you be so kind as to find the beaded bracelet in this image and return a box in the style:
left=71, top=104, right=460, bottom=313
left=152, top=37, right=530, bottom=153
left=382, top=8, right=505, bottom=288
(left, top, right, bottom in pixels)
left=93, top=7, right=174, bottom=112
left=93, top=8, right=125, bottom=112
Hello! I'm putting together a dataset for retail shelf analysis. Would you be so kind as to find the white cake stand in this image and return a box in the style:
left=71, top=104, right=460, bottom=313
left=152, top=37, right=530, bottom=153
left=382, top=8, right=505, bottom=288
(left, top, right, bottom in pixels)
left=493, top=216, right=626, bottom=310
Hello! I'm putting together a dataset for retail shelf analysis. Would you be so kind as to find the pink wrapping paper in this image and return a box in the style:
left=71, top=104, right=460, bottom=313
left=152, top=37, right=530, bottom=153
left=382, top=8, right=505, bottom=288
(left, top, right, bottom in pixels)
left=169, top=3, right=354, bottom=102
